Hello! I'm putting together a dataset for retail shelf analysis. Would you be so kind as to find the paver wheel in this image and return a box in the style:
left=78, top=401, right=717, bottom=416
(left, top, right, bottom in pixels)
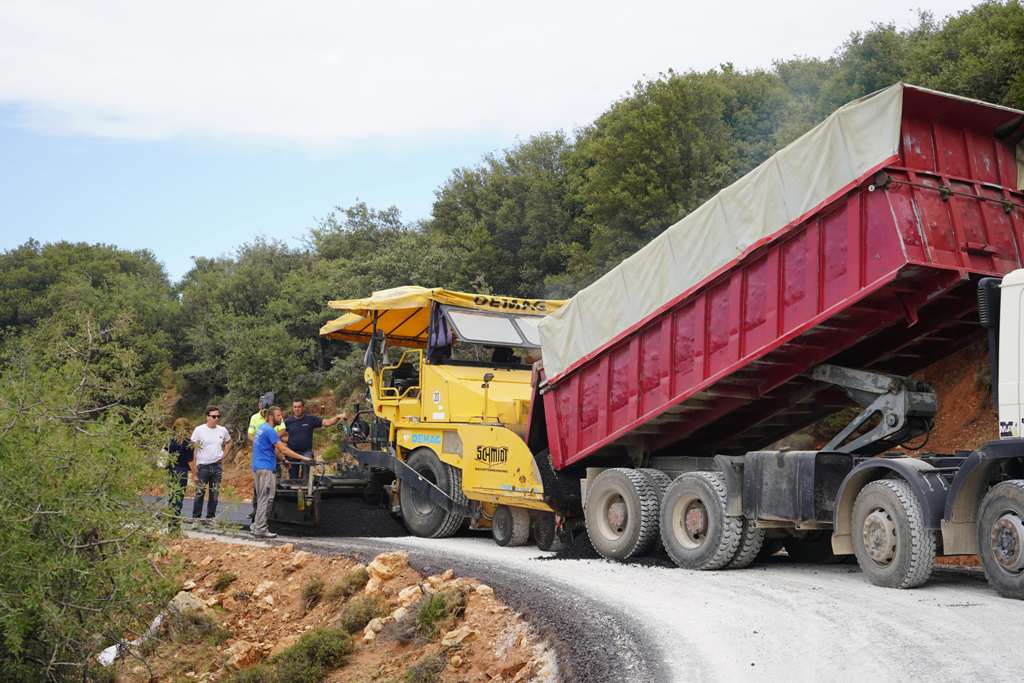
left=851, top=479, right=935, bottom=588
left=728, top=521, right=765, bottom=569
left=531, top=511, right=563, bottom=551
left=660, top=472, right=742, bottom=570
left=584, top=468, right=660, bottom=560
left=399, top=448, right=467, bottom=538
left=977, top=480, right=1024, bottom=599
left=492, top=505, right=531, bottom=547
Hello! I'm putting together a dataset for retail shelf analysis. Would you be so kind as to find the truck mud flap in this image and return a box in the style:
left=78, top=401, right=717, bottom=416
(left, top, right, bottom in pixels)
left=346, top=444, right=471, bottom=517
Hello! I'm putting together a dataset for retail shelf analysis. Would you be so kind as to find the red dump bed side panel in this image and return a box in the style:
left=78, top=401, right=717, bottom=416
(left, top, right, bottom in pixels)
left=543, top=90, right=1024, bottom=470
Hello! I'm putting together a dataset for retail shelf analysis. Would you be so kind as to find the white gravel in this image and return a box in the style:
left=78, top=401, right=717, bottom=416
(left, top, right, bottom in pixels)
left=350, top=536, right=1023, bottom=682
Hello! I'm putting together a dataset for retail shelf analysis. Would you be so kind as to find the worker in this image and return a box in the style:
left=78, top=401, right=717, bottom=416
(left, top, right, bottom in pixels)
left=248, top=392, right=286, bottom=443
left=284, top=399, right=347, bottom=478
left=251, top=405, right=311, bottom=538
left=190, top=406, right=231, bottom=523
left=165, top=417, right=194, bottom=530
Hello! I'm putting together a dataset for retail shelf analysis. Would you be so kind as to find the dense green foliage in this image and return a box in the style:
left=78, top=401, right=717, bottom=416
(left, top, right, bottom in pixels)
left=0, top=6, right=1020, bottom=677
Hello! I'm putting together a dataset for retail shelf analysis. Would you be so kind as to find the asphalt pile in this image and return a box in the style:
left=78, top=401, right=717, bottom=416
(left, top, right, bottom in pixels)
left=289, top=494, right=407, bottom=538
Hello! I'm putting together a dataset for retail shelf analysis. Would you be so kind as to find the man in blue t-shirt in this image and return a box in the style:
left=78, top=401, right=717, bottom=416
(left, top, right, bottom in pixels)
left=251, top=405, right=311, bottom=538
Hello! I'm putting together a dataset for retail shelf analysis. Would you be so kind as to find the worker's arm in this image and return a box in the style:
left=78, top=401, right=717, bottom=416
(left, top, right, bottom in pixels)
left=273, top=441, right=311, bottom=463
left=321, top=412, right=348, bottom=428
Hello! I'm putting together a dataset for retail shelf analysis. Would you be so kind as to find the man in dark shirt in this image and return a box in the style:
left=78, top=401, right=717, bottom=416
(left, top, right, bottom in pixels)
left=166, top=417, right=195, bottom=530
left=284, top=399, right=346, bottom=478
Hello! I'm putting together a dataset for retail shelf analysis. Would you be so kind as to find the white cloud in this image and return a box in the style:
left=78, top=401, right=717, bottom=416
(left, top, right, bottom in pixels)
left=0, top=0, right=975, bottom=147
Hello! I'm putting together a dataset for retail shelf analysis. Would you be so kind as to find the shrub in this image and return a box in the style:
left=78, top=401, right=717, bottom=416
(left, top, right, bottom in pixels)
left=271, top=628, right=353, bottom=683
left=326, top=566, right=369, bottom=602
left=167, top=609, right=231, bottom=645
left=416, top=588, right=466, bottom=639
left=226, top=663, right=274, bottom=683
left=213, top=571, right=239, bottom=592
left=403, top=652, right=447, bottom=683
left=301, top=576, right=325, bottom=612
left=339, top=595, right=386, bottom=633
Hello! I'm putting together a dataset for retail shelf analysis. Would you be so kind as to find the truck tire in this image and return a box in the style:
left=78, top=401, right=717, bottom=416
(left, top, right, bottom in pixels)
left=728, top=521, right=765, bottom=569
left=851, top=479, right=935, bottom=589
left=976, top=480, right=1024, bottom=599
left=531, top=511, right=563, bottom=551
left=399, top=448, right=467, bottom=538
left=660, top=472, right=743, bottom=570
left=492, top=505, right=531, bottom=547
left=639, top=468, right=672, bottom=552
left=584, top=468, right=660, bottom=560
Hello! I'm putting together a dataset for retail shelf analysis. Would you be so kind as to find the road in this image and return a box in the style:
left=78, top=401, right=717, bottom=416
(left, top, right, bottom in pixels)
left=283, top=533, right=1023, bottom=683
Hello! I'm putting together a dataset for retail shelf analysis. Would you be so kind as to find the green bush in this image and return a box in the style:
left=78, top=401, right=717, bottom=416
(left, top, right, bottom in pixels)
left=403, top=652, right=447, bottom=683
left=226, top=663, right=274, bottom=683
left=416, top=588, right=466, bottom=639
left=326, top=566, right=369, bottom=602
left=0, top=317, right=175, bottom=681
left=339, top=595, right=386, bottom=633
left=300, top=576, right=325, bottom=612
left=213, top=571, right=239, bottom=592
left=229, top=628, right=352, bottom=683
left=167, top=609, right=231, bottom=645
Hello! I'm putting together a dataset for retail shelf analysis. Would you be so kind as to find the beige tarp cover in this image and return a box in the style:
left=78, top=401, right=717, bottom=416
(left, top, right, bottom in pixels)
left=321, top=286, right=565, bottom=347
left=538, top=83, right=1024, bottom=381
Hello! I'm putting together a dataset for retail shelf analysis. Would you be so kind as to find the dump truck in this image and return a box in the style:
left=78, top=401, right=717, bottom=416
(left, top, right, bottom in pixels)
left=324, top=83, right=1024, bottom=598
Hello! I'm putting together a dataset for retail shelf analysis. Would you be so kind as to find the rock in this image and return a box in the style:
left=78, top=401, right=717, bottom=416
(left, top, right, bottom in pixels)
left=441, top=625, right=476, bottom=647
left=363, top=629, right=377, bottom=643
left=364, top=577, right=383, bottom=595
left=279, top=543, right=294, bottom=553
left=391, top=607, right=408, bottom=622
left=204, top=596, right=221, bottom=607
left=169, top=591, right=208, bottom=614
left=475, top=584, right=494, bottom=596
left=182, top=579, right=198, bottom=591
left=367, top=551, right=408, bottom=581
left=198, top=555, right=215, bottom=567
left=397, top=584, right=422, bottom=606
left=511, top=662, right=535, bottom=683
left=224, top=640, right=260, bottom=670
left=450, top=655, right=463, bottom=668
left=285, top=551, right=311, bottom=572
left=366, top=617, right=386, bottom=633
left=440, top=569, right=454, bottom=581
left=253, top=580, right=274, bottom=597
left=262, top=595, right=274, bottom=606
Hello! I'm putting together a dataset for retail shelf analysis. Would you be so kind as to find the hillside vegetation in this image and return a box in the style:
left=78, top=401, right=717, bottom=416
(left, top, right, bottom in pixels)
left=1, top=3, right=1021, bottom=678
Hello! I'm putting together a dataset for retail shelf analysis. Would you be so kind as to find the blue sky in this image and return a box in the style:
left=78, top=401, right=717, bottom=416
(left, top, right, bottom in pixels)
left=0, top=1, right=980, bottom=283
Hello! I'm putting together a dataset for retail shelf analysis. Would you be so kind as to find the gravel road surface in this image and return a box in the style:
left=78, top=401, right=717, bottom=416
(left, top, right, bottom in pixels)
left=288, top=533, right=1024, bottom=683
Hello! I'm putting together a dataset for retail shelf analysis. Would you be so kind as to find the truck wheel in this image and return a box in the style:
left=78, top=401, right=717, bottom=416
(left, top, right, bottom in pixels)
left=783, top=532, right=834, bottom=563
left=976, top=480, right=1024, bottom=599
left=492, top=505, right=531, bottom=547
left=660, top=472, right=742, bottom=570
left=531, top=511, right=563, bottom=551
left=584, top=468, right=660, bottom=560
left=728, top=521, right=765, bottom=569
left=639, top=468, right=672, bottom=551
left=399, top=449, right=467, bottom=538
left=851, top=479, right=935, bottom=588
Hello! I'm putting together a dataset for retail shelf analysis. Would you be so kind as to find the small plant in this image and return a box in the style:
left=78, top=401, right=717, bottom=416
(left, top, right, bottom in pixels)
left=226, top=664, right=274, bottom=683
left=229, top=628, right=352, bottom=683
left=166, top=609, right=231, bottom=645
left=403, top=652, right=447, bottom=683
left=326, top=566, right=369, bottom=602
left=339, top=594, right=386, bottom=633
left=301, top=576, right=325, bottom=612
left=213, top=571, right=239, bottom=592
left=415, top=588, right=466, bottom=639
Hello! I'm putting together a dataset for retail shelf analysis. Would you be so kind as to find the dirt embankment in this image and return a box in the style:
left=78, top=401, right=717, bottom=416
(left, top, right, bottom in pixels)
left=118, top=538, right=556, bottom=682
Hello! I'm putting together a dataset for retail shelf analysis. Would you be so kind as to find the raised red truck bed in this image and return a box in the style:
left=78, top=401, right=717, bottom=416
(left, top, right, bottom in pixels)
left=539, top=84, right=1024, bottom=470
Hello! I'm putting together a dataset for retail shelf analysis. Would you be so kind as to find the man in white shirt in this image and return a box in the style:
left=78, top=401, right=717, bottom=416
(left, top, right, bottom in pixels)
left=190, top=405, right=232, bottom=522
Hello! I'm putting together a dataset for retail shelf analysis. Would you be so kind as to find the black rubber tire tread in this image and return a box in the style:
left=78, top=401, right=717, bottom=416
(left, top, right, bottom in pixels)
left=506, top=506, right=531, bottom=546
left=660, top=472, right=743, bottom=570
left=532, top=511, right=563, bottom=551
left=492, top=505, right=514, bottom=546
left=584, top=468, right=660, bottom=560
left=728, top=521, right=766, bottom=569
left=399, top=449, right=466, bottom=539
left=976, top=479, right=1024, bottom=599
left=851, top=479, right=935, bottom=589
left=639, top=468, right=673, bottom=552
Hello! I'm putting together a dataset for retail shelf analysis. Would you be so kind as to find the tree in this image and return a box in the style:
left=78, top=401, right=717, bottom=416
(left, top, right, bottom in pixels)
left=0, top=315, right=174, bottom=681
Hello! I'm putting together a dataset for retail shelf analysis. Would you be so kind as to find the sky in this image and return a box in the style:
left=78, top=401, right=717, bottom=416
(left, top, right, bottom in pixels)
left=0, top=0, right=981, bottom=282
